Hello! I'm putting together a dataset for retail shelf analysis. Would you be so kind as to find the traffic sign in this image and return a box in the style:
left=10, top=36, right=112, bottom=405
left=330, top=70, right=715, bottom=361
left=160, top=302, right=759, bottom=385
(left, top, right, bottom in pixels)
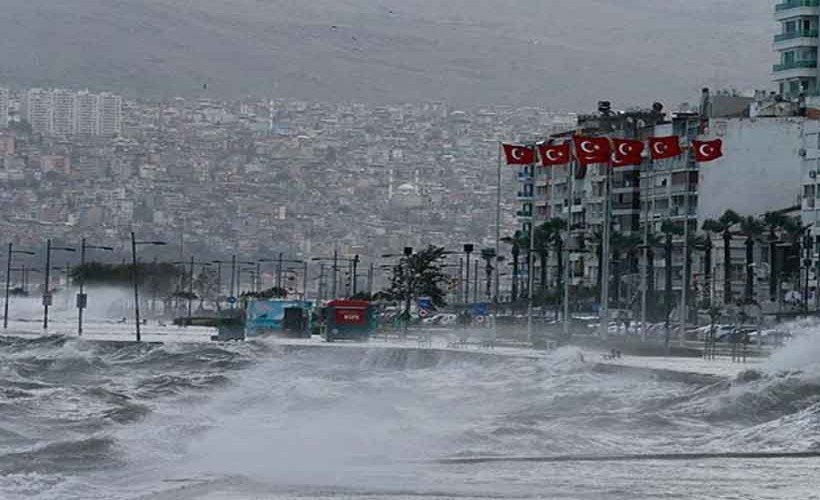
left=227, top=296, right=237, bottom=304
left=418, top=309, right=430, bottom=318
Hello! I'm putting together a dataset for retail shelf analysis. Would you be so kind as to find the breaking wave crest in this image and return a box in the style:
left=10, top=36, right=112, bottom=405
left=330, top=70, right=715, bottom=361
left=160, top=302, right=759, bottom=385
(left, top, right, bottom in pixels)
left=2, top=333, right=820, bottom=499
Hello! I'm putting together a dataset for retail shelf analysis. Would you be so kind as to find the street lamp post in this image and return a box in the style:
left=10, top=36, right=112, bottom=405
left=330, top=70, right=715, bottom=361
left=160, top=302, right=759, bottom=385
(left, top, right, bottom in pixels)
left=42, top=239, right=76, bottom=330
left=77, top=238, right=114, bottom=336
left=4, top=243, right=35, bottom=329
left=463, top=244, right=474, bottom=304
left=131, top=232, right=166, bottom=342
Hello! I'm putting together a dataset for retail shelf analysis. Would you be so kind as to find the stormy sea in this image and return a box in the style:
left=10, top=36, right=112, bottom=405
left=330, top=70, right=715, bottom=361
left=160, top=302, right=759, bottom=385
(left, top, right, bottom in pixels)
left=1, top=332, right=820, bottom=499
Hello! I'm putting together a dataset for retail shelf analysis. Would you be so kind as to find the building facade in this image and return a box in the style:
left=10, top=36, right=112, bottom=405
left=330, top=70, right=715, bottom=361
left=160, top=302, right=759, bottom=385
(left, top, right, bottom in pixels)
left=98, top=92, right=122, bottom=136
left=75, top=90, right=100, bottom=135
left=774, top=0, right=820, bottom=97
left=0, top=87, right=8, bottom=128
left=24, top=88, right=53, bottom=135
left=52, top=88, right=77, bottom=136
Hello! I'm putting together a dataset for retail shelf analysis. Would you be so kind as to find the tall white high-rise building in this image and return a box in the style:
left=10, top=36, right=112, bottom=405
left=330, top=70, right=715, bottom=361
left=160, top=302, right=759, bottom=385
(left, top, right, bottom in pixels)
left=97, top=92, right=122, bottom=136
left=0, top=87, right=9, bottom=128
left=51, top=88, right=76, bottom=136
left=774, top=1, right=819, bottom=97
left=75, top=90, right=99, bottom=135
left=23, top=88, right=53, bottom=135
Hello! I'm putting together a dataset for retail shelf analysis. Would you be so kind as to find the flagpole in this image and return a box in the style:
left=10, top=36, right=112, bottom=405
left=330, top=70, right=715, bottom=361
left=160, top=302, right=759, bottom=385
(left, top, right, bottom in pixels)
left=640, top=162, right=651, bottom=340
left=526, top=146, right=536, bottom=345
left=495, top=142, right=502, bottom=305
left=563, top=157, right=573, bottom=339
left=599, top=156, right=612, bottom=339
left=680, top=144, right=690, bottom=347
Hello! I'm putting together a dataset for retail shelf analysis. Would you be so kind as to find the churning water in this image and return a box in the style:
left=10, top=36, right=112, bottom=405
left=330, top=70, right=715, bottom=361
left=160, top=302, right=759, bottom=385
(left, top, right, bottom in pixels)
left=1, top=332, right=820, bottom=499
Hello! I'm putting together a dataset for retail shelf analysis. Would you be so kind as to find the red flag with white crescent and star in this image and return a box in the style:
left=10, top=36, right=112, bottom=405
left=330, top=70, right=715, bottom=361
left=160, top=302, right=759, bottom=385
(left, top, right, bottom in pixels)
left=611, top=139, right=644, bottom=167
left=648, top=136, right=682, bottom=160
left=538, top=143, right=571, bottom=166
left=502, top=144, right=535, bottom=165
left=692, top=139, right=723, bottom=163
left=573, top=136, right=611, bottom=166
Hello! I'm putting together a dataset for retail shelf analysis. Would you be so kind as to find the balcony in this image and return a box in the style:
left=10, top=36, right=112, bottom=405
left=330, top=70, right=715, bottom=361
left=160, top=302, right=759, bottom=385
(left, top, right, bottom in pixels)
left=773, top=59, right=818, bottom=80
left=775, top=29, right=820, bottom=51
left=775, top=29, right=819, bottom=42
left=773, top=57, right=812, bottom=67
left=517, top=191, right=534, bottom=200
left=775, top=0, right=820, bottom=21
left=775, top=0, right=819, bottom=11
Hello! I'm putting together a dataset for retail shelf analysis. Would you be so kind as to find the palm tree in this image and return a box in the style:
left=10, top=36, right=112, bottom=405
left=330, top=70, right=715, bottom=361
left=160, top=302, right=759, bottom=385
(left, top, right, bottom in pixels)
left=501, top=231, right=528, bottom=302
left=534, top=218, right=568, bottom=295
left=690, top=233, right=713, bottom=308
left=644, top=232, right=663, bottom=317
left=738, top=216, right=765, bottom=303
left=703, top=209, right=741, bottom=304
left=660, top=219, right=683, bottom=317
left=610, top=231, right=642, bottom=309
left=763, top=211, right=801, bottom=303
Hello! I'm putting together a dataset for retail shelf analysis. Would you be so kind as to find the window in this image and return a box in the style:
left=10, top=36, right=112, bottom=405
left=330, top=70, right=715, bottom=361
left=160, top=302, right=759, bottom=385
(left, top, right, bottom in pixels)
left=784, top=51, right=795, bottom=64
left=786, top=21, right=796, bottom=33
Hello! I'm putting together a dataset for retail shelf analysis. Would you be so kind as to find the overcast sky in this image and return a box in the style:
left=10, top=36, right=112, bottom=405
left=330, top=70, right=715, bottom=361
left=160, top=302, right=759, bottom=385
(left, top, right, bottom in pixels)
left=0, top=0, right=773, bottom=110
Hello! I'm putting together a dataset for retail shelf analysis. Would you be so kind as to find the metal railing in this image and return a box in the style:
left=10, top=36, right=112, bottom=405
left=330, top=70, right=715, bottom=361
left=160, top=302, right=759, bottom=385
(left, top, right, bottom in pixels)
left=775, top=0, right=820, bottom=12
left=774, top=29, right=819, bottom=42
left=773, top=60, right=818, bottom=71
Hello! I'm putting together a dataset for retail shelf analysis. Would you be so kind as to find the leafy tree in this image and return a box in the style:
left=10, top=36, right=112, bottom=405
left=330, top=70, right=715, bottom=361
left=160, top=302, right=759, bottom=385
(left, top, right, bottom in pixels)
left=72, top=262, right=181, bottom=297
left=193, top=267, right=219, bottom=308
left=241, top=287, right=289, bottom=299
left=384, top=245, right=449, bottom=309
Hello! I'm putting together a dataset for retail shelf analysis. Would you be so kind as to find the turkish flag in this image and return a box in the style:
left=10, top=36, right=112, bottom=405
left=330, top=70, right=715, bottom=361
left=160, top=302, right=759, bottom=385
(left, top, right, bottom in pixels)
left=502, top=144, right=535, bottom=165
left=611, top=139, right=644, bottom=167
left=692, top=139, right=723, bottom=162
left=538, top=143, right=571, bottom=166
left=574, top=136, right=611, bottom=166
left=649, top=136, right=682, bottom=160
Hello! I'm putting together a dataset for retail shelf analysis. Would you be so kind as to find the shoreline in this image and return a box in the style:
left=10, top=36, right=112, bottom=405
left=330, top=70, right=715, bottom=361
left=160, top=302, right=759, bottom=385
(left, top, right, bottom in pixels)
left=0, top=324, right=765, bottom=381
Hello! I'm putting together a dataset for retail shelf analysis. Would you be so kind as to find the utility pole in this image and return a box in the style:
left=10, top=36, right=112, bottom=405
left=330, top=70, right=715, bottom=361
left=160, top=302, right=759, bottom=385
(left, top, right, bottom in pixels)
left=352, top=254, right=360, bottom=296
left=332, top=249, right=338, bottom=299
left=230, top=254, right=236, bottom=308
left=473, top=259, right=479, bottom=303
left=131, top=233, right=140, bottom=341
left=276, top=252, right=283, bottom=288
